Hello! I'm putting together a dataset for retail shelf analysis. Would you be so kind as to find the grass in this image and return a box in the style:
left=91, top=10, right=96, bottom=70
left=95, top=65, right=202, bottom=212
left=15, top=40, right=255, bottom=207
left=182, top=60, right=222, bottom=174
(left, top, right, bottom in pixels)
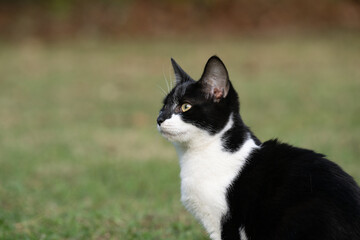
left=0, top=32, right=359, bottom=239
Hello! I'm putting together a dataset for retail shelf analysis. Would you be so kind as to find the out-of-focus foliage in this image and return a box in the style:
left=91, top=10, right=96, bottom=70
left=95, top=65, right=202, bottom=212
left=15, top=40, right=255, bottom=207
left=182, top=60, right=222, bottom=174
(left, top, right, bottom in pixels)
left=0, top=0, right=359, bottom=41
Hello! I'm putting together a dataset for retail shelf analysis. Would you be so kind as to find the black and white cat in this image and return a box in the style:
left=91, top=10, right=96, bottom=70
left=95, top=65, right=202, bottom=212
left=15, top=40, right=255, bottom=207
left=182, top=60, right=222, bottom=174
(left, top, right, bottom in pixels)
left=157, top=56, right=360, bottom=240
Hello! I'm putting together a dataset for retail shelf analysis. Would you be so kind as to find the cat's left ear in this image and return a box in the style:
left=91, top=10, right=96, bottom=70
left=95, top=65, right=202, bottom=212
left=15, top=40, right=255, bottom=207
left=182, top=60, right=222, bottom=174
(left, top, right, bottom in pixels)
left=200, top=56, right=230, bottom=102
left=171, top=58, right=192, bottom=85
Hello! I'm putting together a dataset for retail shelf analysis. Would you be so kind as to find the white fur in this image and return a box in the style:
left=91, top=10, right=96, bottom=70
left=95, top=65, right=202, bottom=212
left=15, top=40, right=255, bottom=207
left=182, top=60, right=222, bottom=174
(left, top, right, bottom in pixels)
left=158, top=113, right=259, bottom=240
left=240, top=227, right=248, bottom=240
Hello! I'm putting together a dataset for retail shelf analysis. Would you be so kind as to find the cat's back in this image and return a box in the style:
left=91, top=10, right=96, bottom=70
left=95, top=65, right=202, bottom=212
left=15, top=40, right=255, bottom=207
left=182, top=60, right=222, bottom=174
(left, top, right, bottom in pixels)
left=246, top=139, right=360, bottom=201
left=227, top=139, right=360, bottom=239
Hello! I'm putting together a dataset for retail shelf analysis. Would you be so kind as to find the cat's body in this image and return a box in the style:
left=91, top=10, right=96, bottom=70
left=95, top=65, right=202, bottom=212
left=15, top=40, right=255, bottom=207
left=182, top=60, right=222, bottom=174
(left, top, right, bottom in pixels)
left=157, top=56, right=360, bottom=240
left=223, top=139, right=360, bottom=240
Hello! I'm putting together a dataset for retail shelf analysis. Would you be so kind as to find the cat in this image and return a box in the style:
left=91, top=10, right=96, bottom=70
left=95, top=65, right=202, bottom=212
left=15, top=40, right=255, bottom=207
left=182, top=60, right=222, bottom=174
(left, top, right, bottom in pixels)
left=157, top=56, right=360, bottom=240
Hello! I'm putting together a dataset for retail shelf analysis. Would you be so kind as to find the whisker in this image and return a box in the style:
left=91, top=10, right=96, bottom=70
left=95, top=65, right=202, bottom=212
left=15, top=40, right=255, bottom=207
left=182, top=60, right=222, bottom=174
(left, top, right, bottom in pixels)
left=163, top=69, right=170, bottom=93
left=157, top=85, right=168, bottom=96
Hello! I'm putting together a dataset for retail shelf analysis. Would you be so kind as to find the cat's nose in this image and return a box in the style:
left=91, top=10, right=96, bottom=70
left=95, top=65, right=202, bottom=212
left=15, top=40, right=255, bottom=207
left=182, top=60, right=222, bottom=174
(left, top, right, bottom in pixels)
left=157, top=115, right=165, bottom=125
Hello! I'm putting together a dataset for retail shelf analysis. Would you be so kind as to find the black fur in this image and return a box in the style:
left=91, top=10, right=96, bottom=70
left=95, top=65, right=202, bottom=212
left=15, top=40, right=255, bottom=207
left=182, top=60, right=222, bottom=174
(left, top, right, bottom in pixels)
left=222, top=140, right=360, bottom=240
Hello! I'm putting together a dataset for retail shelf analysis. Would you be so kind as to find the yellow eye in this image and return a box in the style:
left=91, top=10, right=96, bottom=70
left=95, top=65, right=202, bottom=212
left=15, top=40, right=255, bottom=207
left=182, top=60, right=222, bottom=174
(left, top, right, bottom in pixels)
left=181, top=103, right=192, bottom=112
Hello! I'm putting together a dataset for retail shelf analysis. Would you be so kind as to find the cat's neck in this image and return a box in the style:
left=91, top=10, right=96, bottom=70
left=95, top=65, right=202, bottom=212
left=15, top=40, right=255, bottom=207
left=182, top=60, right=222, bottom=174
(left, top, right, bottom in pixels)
left=173, top=113, right=260, bottom=159
left=222, top=112, right=261, bottom=152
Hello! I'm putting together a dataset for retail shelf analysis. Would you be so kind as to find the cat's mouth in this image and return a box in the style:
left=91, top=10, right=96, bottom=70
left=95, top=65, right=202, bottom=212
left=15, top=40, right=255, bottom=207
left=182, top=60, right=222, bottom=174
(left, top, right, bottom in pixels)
left=157, top=125, right=184, bottom=139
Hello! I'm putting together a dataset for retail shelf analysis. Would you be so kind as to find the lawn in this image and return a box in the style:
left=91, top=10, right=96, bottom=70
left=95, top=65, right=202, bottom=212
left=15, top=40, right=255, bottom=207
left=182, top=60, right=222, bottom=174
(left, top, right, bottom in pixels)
left=0, top=32, right=359, bottom=239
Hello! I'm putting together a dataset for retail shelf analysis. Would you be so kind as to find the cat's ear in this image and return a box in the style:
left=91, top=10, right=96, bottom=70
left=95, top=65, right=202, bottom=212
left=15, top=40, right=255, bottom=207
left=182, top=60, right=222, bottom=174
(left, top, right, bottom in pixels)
left=200, top=56, right=230, bottom=102
left=171, top=58, right=192, bottom=85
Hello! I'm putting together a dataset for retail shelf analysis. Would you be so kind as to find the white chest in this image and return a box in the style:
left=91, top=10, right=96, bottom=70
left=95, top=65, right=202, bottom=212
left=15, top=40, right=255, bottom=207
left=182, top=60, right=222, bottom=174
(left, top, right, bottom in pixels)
left=177, top=137, right=258, bottom=240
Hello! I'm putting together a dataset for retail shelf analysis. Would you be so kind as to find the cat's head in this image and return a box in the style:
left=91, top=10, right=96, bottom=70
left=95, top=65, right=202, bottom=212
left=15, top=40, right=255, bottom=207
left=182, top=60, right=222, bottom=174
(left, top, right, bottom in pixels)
left=157, top=56, right=240, bottom=145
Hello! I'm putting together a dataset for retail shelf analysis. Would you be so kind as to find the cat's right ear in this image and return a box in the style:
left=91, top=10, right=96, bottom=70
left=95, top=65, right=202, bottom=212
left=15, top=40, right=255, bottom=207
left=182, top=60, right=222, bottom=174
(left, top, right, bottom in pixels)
left=171, top=58, right=192, bottom=85
left=199, top=56, right=230, bottom=102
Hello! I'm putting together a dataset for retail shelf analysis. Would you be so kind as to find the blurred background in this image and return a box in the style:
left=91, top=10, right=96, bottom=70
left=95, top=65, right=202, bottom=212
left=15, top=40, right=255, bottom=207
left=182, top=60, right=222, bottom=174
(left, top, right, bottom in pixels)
left=0, top=0, right=359, bottom=239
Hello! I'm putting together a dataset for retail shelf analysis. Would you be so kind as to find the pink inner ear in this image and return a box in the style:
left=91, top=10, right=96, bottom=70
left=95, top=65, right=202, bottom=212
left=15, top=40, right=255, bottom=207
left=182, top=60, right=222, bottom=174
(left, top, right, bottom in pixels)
left=213, top=88, right=223, bottom=99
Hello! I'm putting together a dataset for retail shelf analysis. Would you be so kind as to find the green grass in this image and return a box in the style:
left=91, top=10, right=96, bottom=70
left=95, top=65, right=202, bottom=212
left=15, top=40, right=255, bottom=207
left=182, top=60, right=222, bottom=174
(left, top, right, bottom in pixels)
left=0, top=32, right=360, bottom=239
